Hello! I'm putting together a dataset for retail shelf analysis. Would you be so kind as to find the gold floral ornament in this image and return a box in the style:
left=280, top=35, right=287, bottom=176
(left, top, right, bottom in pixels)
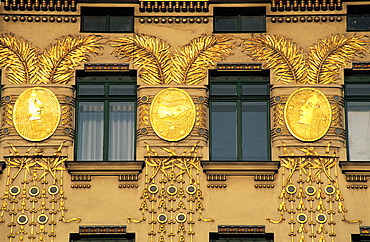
left=268, top=142, right=361, bottom=242
left=128, top=143, right=213, bottom=242
left=13, top=87, right=60, bottom=141
left=150, top=88, right=196, bottom=141
left=284, top=88, right=331, bottom=142
left=110, top=34, right=234, bottom=85
left=0, top=33, right=103, bottom=84
left=0, top=143, right=81, bottom=242
left=243, top=34, right=369, bottom=84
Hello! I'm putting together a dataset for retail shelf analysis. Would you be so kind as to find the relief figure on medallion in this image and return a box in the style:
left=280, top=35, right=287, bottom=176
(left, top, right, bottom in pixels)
left=285, top=88, right=331, bottom=142
left=13, top=87, right=61, bottom=141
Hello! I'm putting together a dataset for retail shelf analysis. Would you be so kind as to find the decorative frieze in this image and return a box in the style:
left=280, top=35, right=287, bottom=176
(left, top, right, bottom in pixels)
left=270, top=0, right=342, bottom=12
left=4, top=0, right=77, bottom=11
left=139, top=1, right=209, bottom=13
left=270, top=16, right=343, bottom=23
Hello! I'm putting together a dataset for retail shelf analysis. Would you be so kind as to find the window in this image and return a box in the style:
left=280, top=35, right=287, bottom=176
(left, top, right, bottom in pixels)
left=70, top=234, right=135, bottom=242
left=210, top=74, right=270, bottom=161
left=81, top=7, right=134, bottom=33
left=210, top=233, right=274, bottom=242
left=345, top=73, right=370, bottom=161
left=347, top=5, right=370, bottom=31
left=214, top=7, right=266, bottom=33
left=76, top=73, right=136, bottom=161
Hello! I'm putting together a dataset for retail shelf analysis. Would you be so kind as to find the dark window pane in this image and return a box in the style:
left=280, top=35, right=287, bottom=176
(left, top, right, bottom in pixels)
left=83, top=16, right=106, bottom=32
left=110, top=85, right=136, bottom=95
left=211, top=102, right=237, bottom=160
left=78, top=85, right=105, bottom=95
left=214, top=16, right=238, bottom=32
left=110, top=16, right=133, bottom=32
left=77, top=102, right=104, bottom=161
left=347, top=102, right=370, bottom=161
left=242, top=84, right=268, bottom=95
left=347, top=5, right=370, bottom=31
left=242, top=102, right=268, bottom=161
left=211, top=85, right=237, bottom=95
left=109, top=102, right=135, bottom=161
left=241, top=16, right=265, bottom=32
left=346, top=84, right=370, bottom=95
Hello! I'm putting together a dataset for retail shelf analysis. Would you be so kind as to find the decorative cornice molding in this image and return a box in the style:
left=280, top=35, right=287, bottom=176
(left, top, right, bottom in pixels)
left=201, top=161, right=280, bottom=176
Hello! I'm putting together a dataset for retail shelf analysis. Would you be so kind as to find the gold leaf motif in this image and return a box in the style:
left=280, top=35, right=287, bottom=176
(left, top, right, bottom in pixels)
left=110, top=34, right=234, bottom=85
left=307, top=34, right=369, bottom=84
left=0, top=33, right=103, bottom=85
left=0, top=33, right=38, bottom=84
left=243, top=34, right=306, bottom=84
left=110, top=34, right=173, bottom=85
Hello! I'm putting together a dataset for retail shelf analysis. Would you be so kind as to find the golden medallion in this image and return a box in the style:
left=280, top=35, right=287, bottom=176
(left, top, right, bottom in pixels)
left=284, top=88, right=331, bottom=142
left=13, top=87, right=60, bottom=141
left=150, top=88, right=196, bottom=141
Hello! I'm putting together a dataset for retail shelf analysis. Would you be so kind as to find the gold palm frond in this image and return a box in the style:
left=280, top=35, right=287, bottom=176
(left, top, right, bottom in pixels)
left=172, top=35, right=234, bottom=85
left=243, top=34, right=306, bottom=84
left=110, top=34, right=173, bottom=85
left=0, top=33, right=38, bottom=84
left=38, top=35, right=103, bottom=84
left=307, top=34, right=369, bottom=84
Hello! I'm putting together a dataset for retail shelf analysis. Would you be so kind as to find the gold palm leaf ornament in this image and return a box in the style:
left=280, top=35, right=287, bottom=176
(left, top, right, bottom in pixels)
left=38, top=35, right=103, bottom=84
left=110, top=34, right=173, bottom=85
left=110, top=34, right=234, bottom=85
left=172, top=35, right=235, bottom=85
left=0, top=33, right=103, bottom=84
left=0, top=33, right=38, bottom=84
left=307, top=34, right=369, bottom=84
left=243, top=34, right=369, bottom=84
left=243, top=34, right=306, bottom=84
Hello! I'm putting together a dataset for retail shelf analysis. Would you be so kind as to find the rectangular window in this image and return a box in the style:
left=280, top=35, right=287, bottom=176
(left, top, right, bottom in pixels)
left=347, top=5, right=370, bottom=31
left=210, top=233, right=274, bottom=242
left=81, top=7, right=134, bottom=33
left=76, top=73, right=136, bottom=161
left=214, top=7, right=266, bottom=33
left=70, top=234, right=134, bottom=242
left=210, top=74, right=270, bottom=161
left=345, top=73, right=370, bottom=161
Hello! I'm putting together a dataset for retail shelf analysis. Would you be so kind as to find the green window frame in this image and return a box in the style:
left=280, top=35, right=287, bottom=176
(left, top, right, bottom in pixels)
left=214, top=7, right=266, bottom=33
left=345, top=73, right=370, bottom=161
left=75, top=72, right=136, bottom=161
left=347, top=5, right=370, bottom=31
left=210, top=74, right=270, bottom=161
left=81, top=7, right=134, bottom=33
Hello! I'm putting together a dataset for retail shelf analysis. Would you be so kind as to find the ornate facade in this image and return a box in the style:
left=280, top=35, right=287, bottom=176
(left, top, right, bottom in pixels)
left=0, top=0, right=370, bottom=241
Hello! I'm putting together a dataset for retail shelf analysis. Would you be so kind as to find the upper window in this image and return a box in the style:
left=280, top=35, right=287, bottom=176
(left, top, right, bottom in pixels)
left=70, top=233, right=135, bottom=242
left=210, top=232, right=274, bottom=242
left=345, top=73, right=370, bottom=161
left=210, top=74, right=270, bottom=161
left=81, top=7, right=134, bottom=33
left=76, top=73, right=136, bottom=161
left=214, top=7, right=266, bottom=33
left=347, top=5, right=370, bottom=31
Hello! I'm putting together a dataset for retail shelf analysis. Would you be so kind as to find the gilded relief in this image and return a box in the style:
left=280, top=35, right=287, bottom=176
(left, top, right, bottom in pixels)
left=150, top=88, right=196, bottom=141
left=0, top=33, right=102, bottom=84
left=13, top=87, right=60, bottom=141
left=110, top=34, right=234, bottom=85
left=285, top=88, right=331, bottom=142
left=243, top=34, right=369, bottom=84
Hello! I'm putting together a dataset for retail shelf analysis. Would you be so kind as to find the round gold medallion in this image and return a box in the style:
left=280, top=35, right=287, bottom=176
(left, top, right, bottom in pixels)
left=150, top=88, right=196, bottom=141
left=284, top=88, right=331, bottom=142
left=13, top=87, right=60, bottom=141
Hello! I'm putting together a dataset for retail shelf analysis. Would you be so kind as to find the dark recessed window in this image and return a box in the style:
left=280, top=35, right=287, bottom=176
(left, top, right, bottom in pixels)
left=345, top=73, right=370, bottom=161
left=81, top=7, right=134, bottom=33
left=214, top=7, right=266, bottom=33
left=210, top=232, right=274, bottom=242
left=347, top=5, right=370, bottom=31
left=210, top=74, right=270, bottom=161
left=76, top=73, right=136, bottom=161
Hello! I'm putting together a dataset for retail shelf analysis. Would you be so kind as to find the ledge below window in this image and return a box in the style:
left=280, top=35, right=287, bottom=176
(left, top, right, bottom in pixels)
left=339, top=161, right=370, bottom=179
left=65, top=161, right=144, bottom=178
left=201, top=161, right=280, bottom=177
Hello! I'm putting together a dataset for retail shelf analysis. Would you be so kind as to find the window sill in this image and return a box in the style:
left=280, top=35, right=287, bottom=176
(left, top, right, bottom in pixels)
left=65, top=160, right=144, bottom=177
left=201, top=160, right=280, bottom=177
left=339, top=160, right=370, bottom=176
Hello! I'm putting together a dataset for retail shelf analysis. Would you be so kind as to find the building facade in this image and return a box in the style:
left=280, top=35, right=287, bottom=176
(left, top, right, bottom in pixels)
left=0, top=0, right=370, bottom=241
